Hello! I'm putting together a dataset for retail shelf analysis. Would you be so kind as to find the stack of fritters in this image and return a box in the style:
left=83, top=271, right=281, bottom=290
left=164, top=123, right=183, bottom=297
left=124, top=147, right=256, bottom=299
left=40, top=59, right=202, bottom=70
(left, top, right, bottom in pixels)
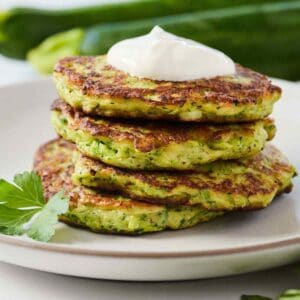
left=34, top=56, right=296, bottom=234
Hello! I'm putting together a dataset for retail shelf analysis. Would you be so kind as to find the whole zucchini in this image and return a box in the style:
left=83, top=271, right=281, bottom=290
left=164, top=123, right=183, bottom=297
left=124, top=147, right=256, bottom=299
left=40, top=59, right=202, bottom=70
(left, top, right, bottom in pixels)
left=0, top=0, right=272, bottom=59
left=28, top=1, right=300, bottom=80
left=82, top=0, right=300, bottom=80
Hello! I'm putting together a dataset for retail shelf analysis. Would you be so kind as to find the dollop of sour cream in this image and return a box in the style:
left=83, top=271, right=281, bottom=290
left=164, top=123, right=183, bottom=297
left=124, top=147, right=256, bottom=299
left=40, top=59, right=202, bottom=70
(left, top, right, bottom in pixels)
left=107, top=26, right=236, bottom=82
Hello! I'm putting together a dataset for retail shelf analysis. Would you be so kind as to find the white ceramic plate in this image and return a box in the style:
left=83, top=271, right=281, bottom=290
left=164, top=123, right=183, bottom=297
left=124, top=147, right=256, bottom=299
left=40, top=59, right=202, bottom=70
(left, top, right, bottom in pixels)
left=0, top=78, right=299, bottom=281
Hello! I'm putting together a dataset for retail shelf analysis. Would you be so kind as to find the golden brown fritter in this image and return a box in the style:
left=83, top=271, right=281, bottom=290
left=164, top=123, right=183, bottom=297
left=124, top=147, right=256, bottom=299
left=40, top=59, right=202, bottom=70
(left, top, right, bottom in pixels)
left=73, top=143, right=296, bottom=211
left=54, top=55, right=281, bottom=122
left=33, top=139, right=223, bottom=234
left=51, top=99, right=275, bottom=170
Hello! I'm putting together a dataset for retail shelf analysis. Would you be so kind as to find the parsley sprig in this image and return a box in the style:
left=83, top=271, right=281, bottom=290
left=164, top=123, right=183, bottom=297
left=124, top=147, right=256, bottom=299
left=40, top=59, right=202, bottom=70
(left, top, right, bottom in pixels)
left=241, top=296, right=272, bottom=300
left=0, top=171, right=69, bottom=242
left=242, top=289, right=300, bottom=300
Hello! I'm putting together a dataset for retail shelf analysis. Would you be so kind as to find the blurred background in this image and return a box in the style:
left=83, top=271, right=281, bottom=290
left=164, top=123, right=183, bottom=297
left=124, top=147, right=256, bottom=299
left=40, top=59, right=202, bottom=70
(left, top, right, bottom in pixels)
left=1, top=0, right=300, bottom=85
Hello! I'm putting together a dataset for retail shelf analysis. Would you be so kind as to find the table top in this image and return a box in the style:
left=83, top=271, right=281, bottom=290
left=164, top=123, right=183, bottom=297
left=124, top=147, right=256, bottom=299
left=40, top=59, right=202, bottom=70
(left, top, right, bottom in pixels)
left=0, top=261, right=299, bottom=300
left=0, top=0, right=300, bottom=292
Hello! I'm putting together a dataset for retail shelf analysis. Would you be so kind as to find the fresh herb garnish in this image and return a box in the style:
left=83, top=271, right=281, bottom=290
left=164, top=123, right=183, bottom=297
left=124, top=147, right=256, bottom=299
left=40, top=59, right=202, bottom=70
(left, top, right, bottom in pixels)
left=241, top=290, right=300, bottom=300
left=0, top=171, right=69, bottom=242
left=278, top=290, right=300, bottom=300
left=241, top=295, right=272, bottom=300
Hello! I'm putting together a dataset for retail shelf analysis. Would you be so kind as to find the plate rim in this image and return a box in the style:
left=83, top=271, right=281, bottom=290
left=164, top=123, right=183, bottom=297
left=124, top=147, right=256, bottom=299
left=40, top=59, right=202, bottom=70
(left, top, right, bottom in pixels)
left=0, top=77, right=299, bottom=259
left=0, top=231, right=300, bottom=258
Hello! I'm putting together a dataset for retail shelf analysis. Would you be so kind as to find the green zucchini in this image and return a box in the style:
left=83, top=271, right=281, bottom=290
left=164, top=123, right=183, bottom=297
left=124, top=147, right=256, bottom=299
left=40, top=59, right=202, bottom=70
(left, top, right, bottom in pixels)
left=81, top=0, right=300, bottom=81
left=0, top=0, right=273, bottom=60
left=28, top=1, right=300, bottom=80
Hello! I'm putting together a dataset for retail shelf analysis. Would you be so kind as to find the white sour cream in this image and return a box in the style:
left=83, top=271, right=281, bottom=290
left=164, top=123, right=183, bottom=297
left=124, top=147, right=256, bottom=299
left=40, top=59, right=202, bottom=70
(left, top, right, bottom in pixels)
left=107, top=26, right=236, bottom=82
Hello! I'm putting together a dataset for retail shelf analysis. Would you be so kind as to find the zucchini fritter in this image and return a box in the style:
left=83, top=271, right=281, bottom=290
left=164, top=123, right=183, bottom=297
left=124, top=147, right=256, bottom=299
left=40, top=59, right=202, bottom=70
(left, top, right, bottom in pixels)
left=73, top=144, right=296, bottom=210
left=33, top=139, right=222, bottom=234
left=51, top=99, right=275, bottom=170
left=54, top=56, right=281, bottom=122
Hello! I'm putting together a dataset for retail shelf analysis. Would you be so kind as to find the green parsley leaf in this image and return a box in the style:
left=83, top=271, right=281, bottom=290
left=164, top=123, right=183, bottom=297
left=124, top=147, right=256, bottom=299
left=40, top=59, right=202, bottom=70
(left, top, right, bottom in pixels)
left=241, top=295, right=273, bottom=300
left=241, top=289, right=300, bottom=300
left=13, top=172, right=45, bottom=206
left=0, top=171, right=44, bottom=208
left=278, top=290, right=300, bottom=300
left=0, top=171, right=69, bottom=242
left=0, top=205, right=38, bottom=235
left=27, top=191, right=69, bottom=242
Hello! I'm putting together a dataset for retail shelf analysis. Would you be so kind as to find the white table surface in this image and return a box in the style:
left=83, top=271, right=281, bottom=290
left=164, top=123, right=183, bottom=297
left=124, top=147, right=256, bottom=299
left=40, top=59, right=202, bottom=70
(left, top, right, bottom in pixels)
left=0, top=0, right=299, bottom=297
left=0, top=261, right=298, bottom=300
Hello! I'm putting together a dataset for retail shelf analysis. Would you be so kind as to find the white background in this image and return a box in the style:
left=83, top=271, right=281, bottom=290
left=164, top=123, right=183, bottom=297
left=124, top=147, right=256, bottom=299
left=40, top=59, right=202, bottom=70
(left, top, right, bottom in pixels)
left=0, top=1, right=299, bottom=299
